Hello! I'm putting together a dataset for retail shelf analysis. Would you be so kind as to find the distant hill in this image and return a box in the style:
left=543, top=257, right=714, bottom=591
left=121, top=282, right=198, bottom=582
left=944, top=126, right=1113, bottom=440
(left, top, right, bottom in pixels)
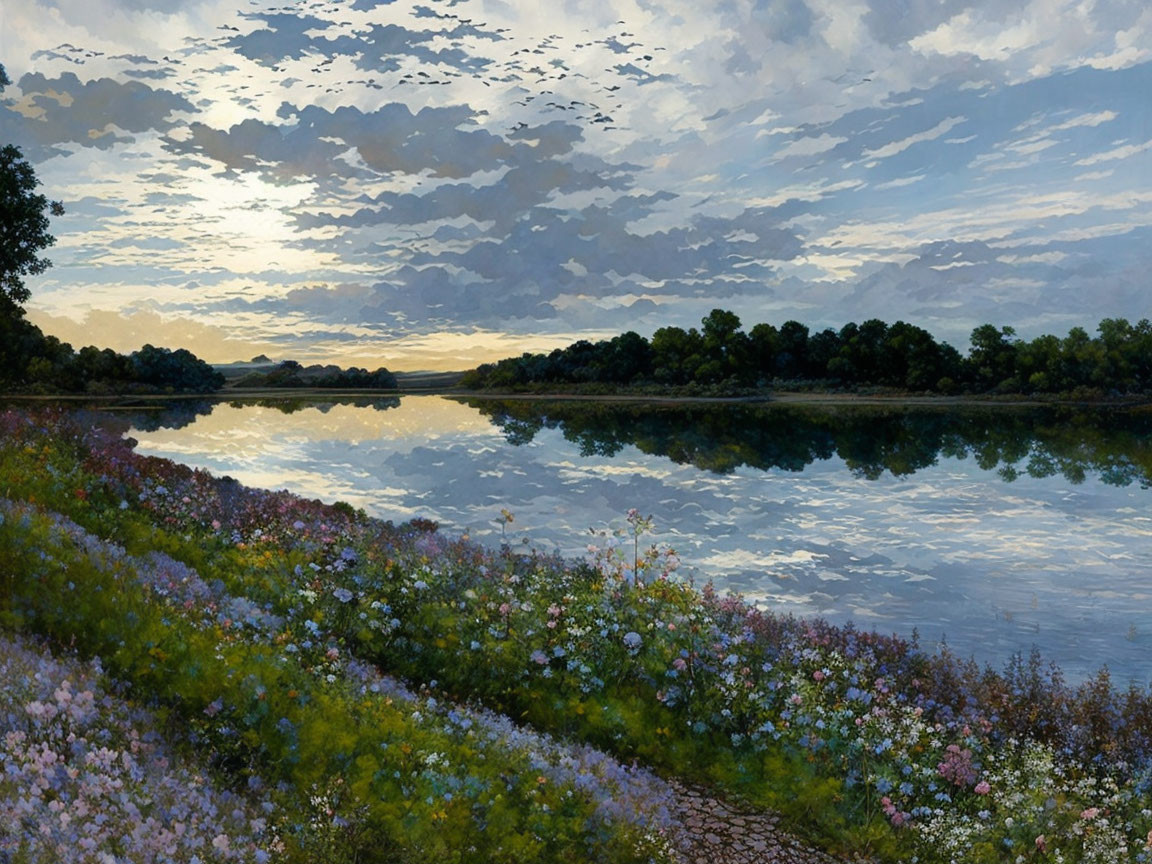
left=219, top=359, right=398, bottom=390
left=212, top=357, right=280, bottom=381
left=393, top=370, right=465, bottom=390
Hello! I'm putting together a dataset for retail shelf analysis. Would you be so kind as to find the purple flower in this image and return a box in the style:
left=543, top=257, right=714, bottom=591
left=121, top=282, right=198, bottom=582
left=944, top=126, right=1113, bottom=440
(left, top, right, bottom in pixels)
left=622, top=632, right=642, bottom=650
left=333, top=587, right=354, bottom=604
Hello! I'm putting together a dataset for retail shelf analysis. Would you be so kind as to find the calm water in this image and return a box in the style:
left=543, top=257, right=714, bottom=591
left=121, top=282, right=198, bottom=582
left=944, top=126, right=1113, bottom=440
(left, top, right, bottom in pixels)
left=110, top=396, right=1152, bottom=685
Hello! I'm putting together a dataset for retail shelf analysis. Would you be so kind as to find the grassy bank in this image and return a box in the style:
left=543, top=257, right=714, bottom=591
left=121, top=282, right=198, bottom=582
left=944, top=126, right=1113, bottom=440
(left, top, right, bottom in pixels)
left=2, top=408, right=1151, bottom=863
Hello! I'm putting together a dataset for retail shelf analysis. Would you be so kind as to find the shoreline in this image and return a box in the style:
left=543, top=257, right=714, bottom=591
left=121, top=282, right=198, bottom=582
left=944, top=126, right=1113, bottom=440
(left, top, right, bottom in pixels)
left=3, top=387, right=1150, bottom=409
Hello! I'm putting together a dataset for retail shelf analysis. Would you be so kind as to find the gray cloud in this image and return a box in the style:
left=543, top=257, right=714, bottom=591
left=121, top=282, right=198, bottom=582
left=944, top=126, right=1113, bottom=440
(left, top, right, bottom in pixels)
left=167, top=101, right=519, bottom=180
left=0, top=72, right=193, bottom=159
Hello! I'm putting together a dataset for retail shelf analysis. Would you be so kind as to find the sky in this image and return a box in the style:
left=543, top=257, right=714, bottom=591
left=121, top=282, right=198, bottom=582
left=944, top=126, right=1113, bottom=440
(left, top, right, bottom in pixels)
left=1, top=0, right=1150, bottom=371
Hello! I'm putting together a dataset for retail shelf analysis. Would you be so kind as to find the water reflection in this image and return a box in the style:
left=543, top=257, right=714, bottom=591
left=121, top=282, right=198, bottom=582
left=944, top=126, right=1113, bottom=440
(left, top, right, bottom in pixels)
left=110, top=396, right=1152, bottom=685
left=107, top=396, right=401, bottom=432
left=465, top=399, right=1152, bottom=487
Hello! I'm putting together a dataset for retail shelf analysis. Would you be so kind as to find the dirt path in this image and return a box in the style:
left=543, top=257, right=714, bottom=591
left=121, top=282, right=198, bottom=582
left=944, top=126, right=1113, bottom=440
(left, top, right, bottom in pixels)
left=668, top=781, right=854, bottom=864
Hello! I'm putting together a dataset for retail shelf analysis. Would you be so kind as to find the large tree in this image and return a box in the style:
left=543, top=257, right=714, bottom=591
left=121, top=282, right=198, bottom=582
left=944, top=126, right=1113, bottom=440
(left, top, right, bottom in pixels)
left=0, top=63, right=64, bottom=309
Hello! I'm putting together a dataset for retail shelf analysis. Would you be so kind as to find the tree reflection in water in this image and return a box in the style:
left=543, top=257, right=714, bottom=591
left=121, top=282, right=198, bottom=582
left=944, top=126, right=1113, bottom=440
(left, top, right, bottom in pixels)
left=462, top=399, right=1152, bottom=487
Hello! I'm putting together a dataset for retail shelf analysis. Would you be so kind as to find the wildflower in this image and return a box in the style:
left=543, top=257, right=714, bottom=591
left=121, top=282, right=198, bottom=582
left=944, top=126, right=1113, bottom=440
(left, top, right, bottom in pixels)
left=622, top=631, right=642, bottom=650
left=974, top=781, right=990, bottom=795
left=1080, top=807, right=1099, bottom=821
left=333, top=587, right=354, bottom=604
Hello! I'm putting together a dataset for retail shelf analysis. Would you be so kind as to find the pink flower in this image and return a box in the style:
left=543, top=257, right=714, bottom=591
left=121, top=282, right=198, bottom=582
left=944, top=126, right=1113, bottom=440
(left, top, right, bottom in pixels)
left=813, top=670, right=825, bottom=681
left=1080, top=807, right=1099, bottom=821
left=1035, top=835, right=1047, bottom=852
left=973, top=781, right=990, bottom=795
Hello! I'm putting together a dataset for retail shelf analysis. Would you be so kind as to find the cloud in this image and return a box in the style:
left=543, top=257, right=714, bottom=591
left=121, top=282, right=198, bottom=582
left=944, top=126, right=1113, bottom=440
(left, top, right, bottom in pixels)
left=771, top=133, right=846, bottom=161
left=26, top=305, right=281, bottom=359
left=873, top=174, right=926, bottom=190
left=3, top=0, right=1151, bottom=367
left=1074, top=138, right=1152, bottom=166
left=862, top=116, right=967, bottom=160
left=166, top=101, right=516, bottom=180
left=864, top=0, right=1029, bottom=47
left=0, top=71, right=193, bottom=159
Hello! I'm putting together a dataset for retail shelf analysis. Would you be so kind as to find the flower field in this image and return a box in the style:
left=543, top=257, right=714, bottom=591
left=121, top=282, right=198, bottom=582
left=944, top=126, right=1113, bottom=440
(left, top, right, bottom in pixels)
left=1, top=407, right=1151, bottom=863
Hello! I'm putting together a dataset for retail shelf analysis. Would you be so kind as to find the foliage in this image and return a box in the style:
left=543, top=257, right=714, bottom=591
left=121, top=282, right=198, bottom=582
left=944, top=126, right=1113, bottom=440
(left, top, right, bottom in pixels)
left=238, top=360, right=398, bottom=390
left=0, top=412, right=681, bottom=864
left=3, top=409, right=1152, bottom=862
left=0, top=315, right=225, bottom=394
left=0, top=63, right=65, bottom=309
left=131, top=344, right=226, bottom=392
left=461, top=310, right=1152, bottom=398
left=0, top=634, right=281, bottom=863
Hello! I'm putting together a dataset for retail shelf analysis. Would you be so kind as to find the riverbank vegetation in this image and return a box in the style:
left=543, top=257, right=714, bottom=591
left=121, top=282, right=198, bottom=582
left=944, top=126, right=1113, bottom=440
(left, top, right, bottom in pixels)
left=0, top=311, right=227, bottom=394
left=2, top=408, right=1152, bottom=862
left=224, top=360, right=398, bottom=391
left=461, top=310, right=1152, bottom=399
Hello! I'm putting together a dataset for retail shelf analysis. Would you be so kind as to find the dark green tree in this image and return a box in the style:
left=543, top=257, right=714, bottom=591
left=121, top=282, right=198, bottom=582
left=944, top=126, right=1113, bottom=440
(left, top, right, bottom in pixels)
left=748, top=322, right=779, bottom=383
left=774, top=320, right=809, bottom=378
left=0, top=64, right=65, bottom=308
left=650, top=326, right=703, bottom=385
left=967, top=324, right=1018, bottom=391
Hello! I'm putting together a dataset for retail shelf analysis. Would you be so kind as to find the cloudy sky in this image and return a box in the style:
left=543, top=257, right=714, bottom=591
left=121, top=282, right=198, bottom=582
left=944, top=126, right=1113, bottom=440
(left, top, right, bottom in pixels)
left=2, top=0, right=1150, bottom=370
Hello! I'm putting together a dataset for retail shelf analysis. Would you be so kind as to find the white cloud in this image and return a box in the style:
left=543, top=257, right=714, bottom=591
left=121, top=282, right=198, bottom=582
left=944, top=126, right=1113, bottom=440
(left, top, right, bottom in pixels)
left=862, top=116, right=966, bottom=160
left=873, top=174, right=926, bottom=190
left=1074, top=139, right=1152, bottom=166
left=1050, top=110, right=1118, bottom=131
left=770, top=133, right=846, bottom=160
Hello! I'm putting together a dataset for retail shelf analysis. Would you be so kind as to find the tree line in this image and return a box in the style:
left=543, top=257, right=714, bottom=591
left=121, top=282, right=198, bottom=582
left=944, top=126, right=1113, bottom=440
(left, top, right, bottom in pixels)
left=0, top=312, right=226, bottom=394
left=461, top=309, right=1152, bottom=396
left=237, top=360, right=397, bottom=390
